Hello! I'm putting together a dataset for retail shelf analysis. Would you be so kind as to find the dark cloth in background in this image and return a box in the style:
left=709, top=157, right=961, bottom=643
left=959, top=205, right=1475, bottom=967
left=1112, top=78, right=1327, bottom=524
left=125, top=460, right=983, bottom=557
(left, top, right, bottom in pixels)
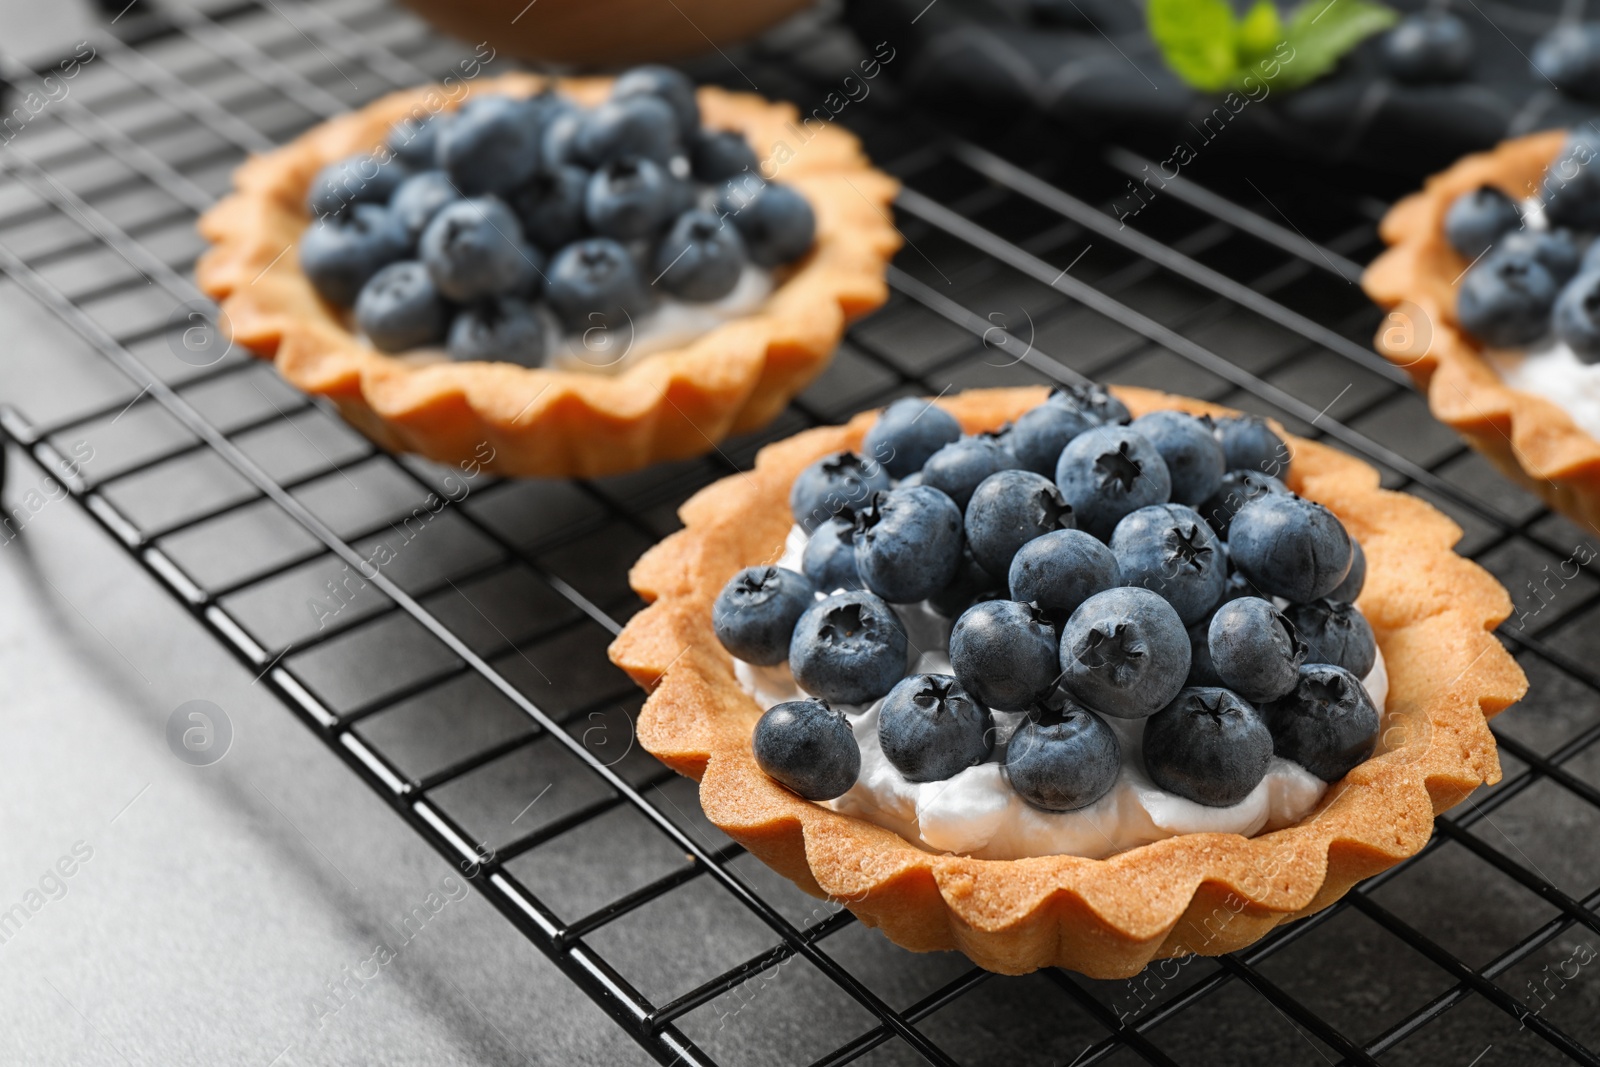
left=844, top=0, right=1598, bottom=180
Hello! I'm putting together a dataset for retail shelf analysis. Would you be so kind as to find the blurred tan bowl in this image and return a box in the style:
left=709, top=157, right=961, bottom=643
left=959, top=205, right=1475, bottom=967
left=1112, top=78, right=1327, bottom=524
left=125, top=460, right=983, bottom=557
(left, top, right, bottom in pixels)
left=399, top=0, right=816, bottom=65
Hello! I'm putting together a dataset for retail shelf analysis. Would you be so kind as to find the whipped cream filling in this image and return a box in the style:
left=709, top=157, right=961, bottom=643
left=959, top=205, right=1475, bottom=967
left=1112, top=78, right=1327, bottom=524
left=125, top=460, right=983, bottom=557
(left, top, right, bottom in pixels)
left=544, top=264, right=773, bottom=374
left=1482, top=198, right=1600, bottom=440
left=733, top=524, right=1389, bottom=861
left=1488, top=340, right=1600, bottom=440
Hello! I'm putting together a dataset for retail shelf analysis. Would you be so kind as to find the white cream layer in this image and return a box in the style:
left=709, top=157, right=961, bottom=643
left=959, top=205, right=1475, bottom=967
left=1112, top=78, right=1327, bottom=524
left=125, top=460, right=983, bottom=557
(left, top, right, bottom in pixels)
left=733, top=524, right=1389, bottom=861
left=544, top=265, right=773, bottom=373
left=1489, top=341, right=1600, bottom=440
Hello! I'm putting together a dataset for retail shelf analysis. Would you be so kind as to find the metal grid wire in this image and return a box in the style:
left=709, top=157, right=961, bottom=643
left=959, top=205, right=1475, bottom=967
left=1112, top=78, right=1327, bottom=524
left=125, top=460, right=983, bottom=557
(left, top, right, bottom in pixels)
left=2, top=1, right=1600, bottom=1063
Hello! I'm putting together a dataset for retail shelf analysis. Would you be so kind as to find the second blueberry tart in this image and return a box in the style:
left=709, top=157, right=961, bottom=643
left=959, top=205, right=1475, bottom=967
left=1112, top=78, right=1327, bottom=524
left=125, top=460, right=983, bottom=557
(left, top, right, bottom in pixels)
left=197, top=71, right=899, bottom=477
left=1365, top=129, right=1600, bottom=529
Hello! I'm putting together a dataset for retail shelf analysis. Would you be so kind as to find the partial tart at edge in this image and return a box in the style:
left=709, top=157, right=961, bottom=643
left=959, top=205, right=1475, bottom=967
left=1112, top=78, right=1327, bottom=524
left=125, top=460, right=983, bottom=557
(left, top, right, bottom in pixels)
left=1363, top=129, right=1600, bottom=529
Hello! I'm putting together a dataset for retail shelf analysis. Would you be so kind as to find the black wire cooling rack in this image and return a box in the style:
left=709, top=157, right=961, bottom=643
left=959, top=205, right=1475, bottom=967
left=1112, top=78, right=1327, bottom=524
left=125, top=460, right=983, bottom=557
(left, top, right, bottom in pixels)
left=3, top=1, right=1600, bottom=1063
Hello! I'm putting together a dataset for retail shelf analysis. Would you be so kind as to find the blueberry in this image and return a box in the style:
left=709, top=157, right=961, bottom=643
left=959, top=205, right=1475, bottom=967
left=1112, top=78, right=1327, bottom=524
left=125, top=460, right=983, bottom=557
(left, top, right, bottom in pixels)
left=1054, top=426, right=1173, bottom=540
left=1228, top=492, right=1352, bottom=603
left=717, top=177, right=816, bottom=268
left=1541, top=132, right=1600, bottom=230
left=1198, top=469, right=1287, bottom=540
left=1058, top=586, right=1189, bottom=719
left=949, top=599, right=1061, bottom=711
left=1207, top=596, right=1305, bottom=703
left=1185, top=617, right=1224, bottom=688
left=853, top=485, right=964, bottom=604
left=1457, top=251, right=1555, bottom=349
left=877, top=674, right=994, bottom=782
left=1008, top=529, right=1121, bottom=620
left=801, top=518, right=861, bottom=592
left=861, top=397, right=962, bottom=478
left=1443, top=186, right=1522, bottom=261
left=447, top=296, right=546, bottom=366
left=585, top=158, right=674, bottom=242
left=1282, top=599, right=1376, bottom=678
left=713, top=565, right=816, bottom=665
left=1554, top=269, right=1600, bottom=362
left=575, top=95, right=680, bottom=166
left=389, top=170, right=461, bottom=239
left=545, top=237, right=650, bottom=332
left=927, top=543, right=1001, bottom=618
left=789, top=450, right=891, bottom=533
left=921, top=435, right=1020, bottom=510
left=789, top=591, right=908, bottom=705
left=1532, top=23, right=1600, bottom=101
left=1263, top=664, right=1380, bottom=782
left=437, top=95, right=542, bottom=196
left=1142, top=687, right=1274, bottom=807
left=1011, top=382, right=1126, bottom=470
left=1213, top=414, right=1288, bottom=478
left=964, top=470, right=1074, bottom=579
left=306, top=152, right=408, bottom=219
left=1005, top=701, right=1120, bottom=811
left=1129, top=411, right=1225, bottom=506
left=751, top=698, right=860, bottom=800
left=540, top=104, right=588, bottom=169
left=299, top=203, right=410, bottom=307
left=1110, top=504, right=1227, bottom=626
left=662, top=173, right=701, bottom=221
left=1053, top=383, right=1131, bottom=425
left=387, top=111, right=454, bottom=169
left=420, top=197, right=541, bottom=303
left=510, top=165, right=591, bottom=251
left=611, top=65, right=700, bottom=137
left=1496, top=229, right=1582, bottom=285
left=690, top=129, right=759, bottom=183
left=1007, top=401, right=1098, bottom=476
left=1381, top=12, right=1473, bottom=84
left=653, top=210, right=746, bottom=301
left=355, top=260, right=448, bottom=352
left=1328, top=539, right=1366, bottom=603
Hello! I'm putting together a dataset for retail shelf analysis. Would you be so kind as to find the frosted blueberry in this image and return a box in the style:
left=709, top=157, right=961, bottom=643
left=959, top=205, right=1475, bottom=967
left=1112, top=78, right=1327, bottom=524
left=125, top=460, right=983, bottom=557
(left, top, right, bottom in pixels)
left=1143, top=687, right=1273, bottom=807
left=752, top=699, right=860, bottom=800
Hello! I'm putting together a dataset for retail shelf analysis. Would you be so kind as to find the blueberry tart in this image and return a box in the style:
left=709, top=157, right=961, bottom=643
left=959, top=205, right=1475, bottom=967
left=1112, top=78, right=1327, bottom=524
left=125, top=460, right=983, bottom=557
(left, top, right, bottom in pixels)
left=1365, top=129, right=1600, bottom=529
left=197, top=72, right=899, bottom=477
left=610, top=386, right=1525, bottom=977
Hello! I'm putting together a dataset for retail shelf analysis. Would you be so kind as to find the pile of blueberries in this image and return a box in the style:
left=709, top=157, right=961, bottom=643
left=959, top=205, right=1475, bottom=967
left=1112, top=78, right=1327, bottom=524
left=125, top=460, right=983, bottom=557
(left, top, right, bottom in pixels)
left=713, top=386, right=1382, bottom=818
left=296, top=66, right=816, bottom=366
left=1450, top=131, right=1600, bottom=357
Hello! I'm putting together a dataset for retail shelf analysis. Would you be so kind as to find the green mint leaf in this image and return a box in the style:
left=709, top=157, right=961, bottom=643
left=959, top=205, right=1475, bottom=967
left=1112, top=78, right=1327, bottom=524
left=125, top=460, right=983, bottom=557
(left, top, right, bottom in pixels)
left=1235, top=0, right=1284, bottom=67
left=1148, top=0, right=1241, bottom=93
left=1274, top=0, right=1398, bottom=91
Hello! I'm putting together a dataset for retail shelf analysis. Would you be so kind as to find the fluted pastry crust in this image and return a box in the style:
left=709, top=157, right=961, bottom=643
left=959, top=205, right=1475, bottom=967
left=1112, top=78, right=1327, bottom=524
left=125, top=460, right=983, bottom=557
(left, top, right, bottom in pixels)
left=196, top=73, right=899, bottom=477
left=609, top=386, right=1525, bottom=977
left=1363, top=130, right=1600, bottom=528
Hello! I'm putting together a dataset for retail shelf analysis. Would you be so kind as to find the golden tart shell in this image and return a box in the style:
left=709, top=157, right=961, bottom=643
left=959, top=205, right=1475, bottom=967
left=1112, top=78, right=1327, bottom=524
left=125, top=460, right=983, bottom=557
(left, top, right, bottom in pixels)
left=608, top=386, right=1526, bottom=978
left=196, top=73, right=900, bottom=478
